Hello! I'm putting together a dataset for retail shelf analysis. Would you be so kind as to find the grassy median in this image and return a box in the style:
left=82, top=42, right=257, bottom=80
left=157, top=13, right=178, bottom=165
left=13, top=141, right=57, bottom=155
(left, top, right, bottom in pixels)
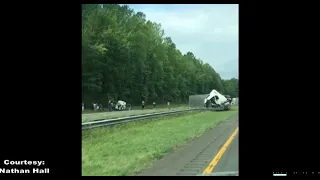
left=82, top=106, right=238, bottom=176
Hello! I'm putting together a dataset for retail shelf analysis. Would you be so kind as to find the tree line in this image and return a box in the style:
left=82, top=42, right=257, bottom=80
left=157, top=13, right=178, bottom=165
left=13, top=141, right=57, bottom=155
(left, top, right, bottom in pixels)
left=82, top=4, right=238, bottom=107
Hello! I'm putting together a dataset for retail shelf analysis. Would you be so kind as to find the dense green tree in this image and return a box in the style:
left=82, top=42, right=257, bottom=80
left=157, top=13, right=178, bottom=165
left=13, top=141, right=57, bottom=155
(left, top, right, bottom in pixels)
left=222, top=78, right=239, bottom=98
left=82, top=4, right=238, bottom=106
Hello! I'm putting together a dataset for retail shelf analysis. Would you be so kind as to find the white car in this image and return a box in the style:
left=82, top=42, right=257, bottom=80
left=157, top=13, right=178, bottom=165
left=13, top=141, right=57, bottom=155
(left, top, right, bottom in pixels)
left=115, top=100, right=126, bottom=111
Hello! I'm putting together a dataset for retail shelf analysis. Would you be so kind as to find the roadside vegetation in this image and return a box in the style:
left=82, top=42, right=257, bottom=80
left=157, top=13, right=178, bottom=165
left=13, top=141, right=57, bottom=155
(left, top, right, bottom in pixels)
left=82, top=4, right=238, bottom=107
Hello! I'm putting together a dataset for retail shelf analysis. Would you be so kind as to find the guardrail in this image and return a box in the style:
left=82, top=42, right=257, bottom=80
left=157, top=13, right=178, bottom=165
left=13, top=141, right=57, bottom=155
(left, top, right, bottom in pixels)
left=82, top=108, right=205, bottom=130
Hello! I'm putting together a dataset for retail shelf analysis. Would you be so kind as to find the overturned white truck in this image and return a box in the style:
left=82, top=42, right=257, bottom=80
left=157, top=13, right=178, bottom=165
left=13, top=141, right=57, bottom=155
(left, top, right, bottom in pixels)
left=204, top=89, right=232, bottom=111
left=231, top=97, right=239, bottom=105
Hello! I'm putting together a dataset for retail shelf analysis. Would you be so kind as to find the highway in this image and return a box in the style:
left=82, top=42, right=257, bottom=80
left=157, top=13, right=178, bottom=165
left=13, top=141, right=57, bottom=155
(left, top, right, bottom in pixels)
left=136, top=114, right=239, bottom=176
left=211, top=133, right=238, bottom=173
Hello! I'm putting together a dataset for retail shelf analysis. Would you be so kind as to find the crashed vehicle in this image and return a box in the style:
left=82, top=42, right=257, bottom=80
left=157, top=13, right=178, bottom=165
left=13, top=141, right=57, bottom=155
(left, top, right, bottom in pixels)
left=114, top=100, right=126, bottom=111
left=231, top=97, right=238, bottom=105
left=224, top=95, right=232, bottom=103
left=204, top=89, right=232, bottom=111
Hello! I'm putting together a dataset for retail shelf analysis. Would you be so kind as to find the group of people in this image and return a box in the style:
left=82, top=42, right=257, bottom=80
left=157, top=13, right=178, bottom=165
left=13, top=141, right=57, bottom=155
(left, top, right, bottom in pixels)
left=82, top=100, right=127, bottom=112
left=108, top=100, right=116, bottom=111
left=141, top=101, right=170, bottom=110
left=92, top=102, right=103, bottom=111
left=141, top=100, right=157, bottom=110
left=82, top=100, right=171, bottom=112
left=81, top=102, right=103, bottom=111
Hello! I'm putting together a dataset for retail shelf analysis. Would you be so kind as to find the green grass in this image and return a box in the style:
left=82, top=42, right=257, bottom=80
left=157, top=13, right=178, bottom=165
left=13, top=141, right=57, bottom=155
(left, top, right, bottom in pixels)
left=82, top=104, right=188, bottom=123
left=82, top=106, right=238, bottom=176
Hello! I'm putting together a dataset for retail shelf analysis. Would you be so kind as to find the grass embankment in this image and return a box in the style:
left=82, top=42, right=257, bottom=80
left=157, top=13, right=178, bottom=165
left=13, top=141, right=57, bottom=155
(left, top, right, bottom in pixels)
left=82, top=106, right=238, bottom=176
left=82, top=104, right=188, bottom=123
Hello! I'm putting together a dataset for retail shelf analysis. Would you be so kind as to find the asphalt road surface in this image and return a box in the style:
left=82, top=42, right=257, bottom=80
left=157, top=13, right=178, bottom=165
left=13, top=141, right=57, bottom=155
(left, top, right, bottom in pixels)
left=212, top=133, right=238, bottom=173
left=136, top=114, right=239, bottom=176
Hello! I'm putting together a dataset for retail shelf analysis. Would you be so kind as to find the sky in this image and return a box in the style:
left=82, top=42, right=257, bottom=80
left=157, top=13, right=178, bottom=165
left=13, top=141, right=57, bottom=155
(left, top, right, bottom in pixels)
left=124, top=4, right=238, bottom=80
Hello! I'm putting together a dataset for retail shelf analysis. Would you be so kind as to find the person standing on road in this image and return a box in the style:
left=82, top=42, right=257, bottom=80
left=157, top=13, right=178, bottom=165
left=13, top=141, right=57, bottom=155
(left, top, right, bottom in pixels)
left=153, top=101, right=156, bottom=109
left=142, top=100, right=145, bottom=110
left=92, top=102, right=95, bottom=111
left=99, top=103, right=103, bottom=111
left=108, top=100, right=112, bottom=111
left=96, top=102, right=100, bottom=111
left=167, top=101, right=170, bottom=110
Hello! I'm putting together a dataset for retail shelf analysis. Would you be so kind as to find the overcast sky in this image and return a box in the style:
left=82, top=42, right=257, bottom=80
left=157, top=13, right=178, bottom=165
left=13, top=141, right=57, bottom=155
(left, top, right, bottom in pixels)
left=125, top=4, right=238, bottom=79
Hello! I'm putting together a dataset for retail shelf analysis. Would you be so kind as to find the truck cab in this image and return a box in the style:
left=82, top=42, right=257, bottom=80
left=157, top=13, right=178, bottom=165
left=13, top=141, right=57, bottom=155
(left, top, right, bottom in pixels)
left=204, top=90, right=232, bottom=111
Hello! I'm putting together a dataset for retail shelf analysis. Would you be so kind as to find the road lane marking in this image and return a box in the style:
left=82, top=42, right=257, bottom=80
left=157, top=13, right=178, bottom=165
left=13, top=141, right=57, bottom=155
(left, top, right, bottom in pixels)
left=202, top=127, right=239, bottom=174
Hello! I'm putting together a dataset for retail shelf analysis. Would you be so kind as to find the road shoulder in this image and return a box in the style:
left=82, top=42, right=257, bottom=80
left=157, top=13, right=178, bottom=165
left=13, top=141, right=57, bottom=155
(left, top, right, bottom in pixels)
left=136, top=114, right=238, bottom=176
